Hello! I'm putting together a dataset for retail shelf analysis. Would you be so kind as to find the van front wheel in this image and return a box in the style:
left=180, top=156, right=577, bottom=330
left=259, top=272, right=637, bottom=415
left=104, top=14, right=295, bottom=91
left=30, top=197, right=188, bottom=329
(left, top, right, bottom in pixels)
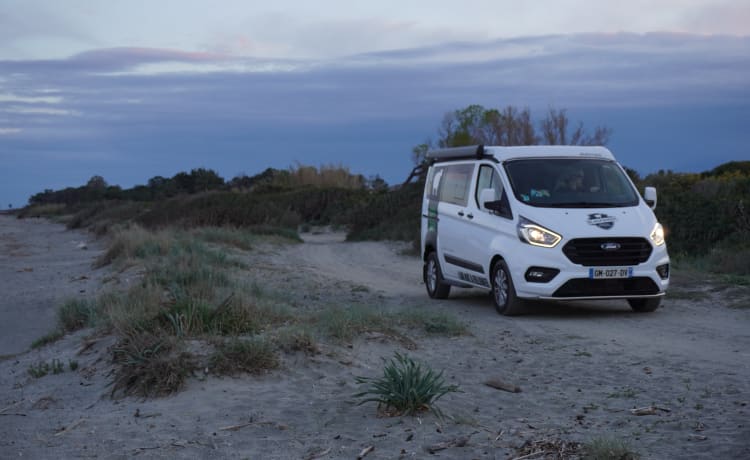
left=425, top=252, right=451, bottom=299
left=491, top=260, right=524, bottom=316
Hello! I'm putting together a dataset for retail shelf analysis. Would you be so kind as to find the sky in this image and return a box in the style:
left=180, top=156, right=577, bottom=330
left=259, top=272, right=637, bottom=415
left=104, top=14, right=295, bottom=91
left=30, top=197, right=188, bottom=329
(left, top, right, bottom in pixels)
left=1, top=0, right=749, bottom=207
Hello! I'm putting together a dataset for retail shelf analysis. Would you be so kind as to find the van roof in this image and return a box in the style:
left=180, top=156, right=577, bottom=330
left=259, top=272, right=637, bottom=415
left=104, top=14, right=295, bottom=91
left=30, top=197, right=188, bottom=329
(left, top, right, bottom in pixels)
left=426, top=145, right=616, bottom=163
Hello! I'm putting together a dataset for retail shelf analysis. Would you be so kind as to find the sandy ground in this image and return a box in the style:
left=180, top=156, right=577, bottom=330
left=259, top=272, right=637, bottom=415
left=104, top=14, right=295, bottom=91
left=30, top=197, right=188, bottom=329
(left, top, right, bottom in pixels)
left=0, top=216, right=107, bottom=356
left=1, top=217, right=749, bottom=459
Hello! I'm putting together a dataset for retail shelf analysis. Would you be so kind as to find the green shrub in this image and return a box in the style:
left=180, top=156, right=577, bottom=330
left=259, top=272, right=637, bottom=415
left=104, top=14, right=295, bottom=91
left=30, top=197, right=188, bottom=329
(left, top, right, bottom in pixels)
left=355, top=352, right=459, bottom=417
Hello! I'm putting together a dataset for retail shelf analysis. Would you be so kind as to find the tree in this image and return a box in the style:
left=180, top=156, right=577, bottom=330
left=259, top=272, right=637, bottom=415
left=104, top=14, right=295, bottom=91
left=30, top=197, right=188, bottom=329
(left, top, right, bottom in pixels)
left=86, top=175, right=107, bottom=190
left=419, top=104, right=612, bottom=158
left=540, top=108, right=611, bottom=146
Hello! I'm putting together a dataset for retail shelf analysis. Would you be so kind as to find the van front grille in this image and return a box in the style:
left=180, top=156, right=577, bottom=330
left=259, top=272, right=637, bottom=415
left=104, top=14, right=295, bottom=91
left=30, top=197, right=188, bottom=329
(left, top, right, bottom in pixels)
left=562, top=238, right=652, bottom=266
left=553, top=277, right=660, bottom=298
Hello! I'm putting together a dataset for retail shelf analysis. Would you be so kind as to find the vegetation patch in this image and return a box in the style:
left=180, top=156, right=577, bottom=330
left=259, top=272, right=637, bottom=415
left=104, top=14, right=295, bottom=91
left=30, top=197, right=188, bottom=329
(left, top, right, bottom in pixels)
left=273, top=326, right=319, bottom=355
left=27, top=359, right=66, bottom=378
left=398, top=308, right=468, bottom=336
left=318, top=305, right=389, bottom=343
left=355, top=352, right=459, bottom=417
left=111, top=331, right=195, bottom=398
left=58, top=298, right=99, bottom=332
left=209, top=338, right=279, bottom=375
left=582, top=437, right=640, bottom=460
left=31, top=330, right=66, bottom=349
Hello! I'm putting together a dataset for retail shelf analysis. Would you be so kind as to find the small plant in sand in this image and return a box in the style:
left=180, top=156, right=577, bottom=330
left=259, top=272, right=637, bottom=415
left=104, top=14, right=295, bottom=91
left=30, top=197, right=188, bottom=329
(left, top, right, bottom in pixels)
left=582, top=436, right=640, bottom=460
left=354, top=352, right=459, bottom=417
left=27, top=359, right=65, bottom=378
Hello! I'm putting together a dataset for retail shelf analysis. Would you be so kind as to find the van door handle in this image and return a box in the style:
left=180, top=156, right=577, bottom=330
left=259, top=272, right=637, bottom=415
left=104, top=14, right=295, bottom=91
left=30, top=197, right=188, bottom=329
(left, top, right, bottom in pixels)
left=457, top=211, right=465, bottom=217
left=466, top=213, right=474, bottom=219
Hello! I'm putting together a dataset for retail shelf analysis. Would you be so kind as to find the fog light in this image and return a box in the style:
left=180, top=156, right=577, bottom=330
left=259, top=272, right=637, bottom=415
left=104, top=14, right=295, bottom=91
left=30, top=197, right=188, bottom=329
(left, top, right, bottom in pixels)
left=656, top=263, right=670, bottom=280
left=524, top=267, right=560, bottom=283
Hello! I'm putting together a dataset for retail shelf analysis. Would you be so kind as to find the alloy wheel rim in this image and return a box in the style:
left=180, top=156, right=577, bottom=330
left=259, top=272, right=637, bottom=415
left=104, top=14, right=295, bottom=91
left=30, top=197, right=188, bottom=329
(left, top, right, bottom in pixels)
left=427, top=260, right=437, bottom=293
left=494, top=268, right=508, bottom=306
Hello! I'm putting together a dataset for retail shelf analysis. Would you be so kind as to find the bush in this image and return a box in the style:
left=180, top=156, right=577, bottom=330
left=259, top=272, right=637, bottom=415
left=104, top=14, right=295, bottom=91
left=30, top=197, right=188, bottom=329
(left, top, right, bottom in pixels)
left=355, top=352, right=459, bottom=417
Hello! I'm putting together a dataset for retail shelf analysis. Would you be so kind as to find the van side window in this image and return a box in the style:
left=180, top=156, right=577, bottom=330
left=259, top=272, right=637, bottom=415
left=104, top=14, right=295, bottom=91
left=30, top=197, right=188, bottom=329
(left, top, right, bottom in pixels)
left=425, top=167, right=443, bottom=201
left=476, top=165, right=512, bottom=219
left=439, top=164, right=474, bottom=206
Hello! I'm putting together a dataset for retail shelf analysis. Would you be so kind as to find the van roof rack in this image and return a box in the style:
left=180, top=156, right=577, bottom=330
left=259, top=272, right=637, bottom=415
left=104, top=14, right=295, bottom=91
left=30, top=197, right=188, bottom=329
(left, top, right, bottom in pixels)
left=425, top=145, right=494, bottom=164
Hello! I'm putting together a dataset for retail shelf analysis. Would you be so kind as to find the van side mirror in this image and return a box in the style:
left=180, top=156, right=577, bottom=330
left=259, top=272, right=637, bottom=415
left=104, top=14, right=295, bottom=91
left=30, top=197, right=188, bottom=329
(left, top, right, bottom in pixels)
left=479, top=188, right=495, bottom=210
left=480, top=188, right=510, bottom=216
left=644, top=187, right=657, bottom=210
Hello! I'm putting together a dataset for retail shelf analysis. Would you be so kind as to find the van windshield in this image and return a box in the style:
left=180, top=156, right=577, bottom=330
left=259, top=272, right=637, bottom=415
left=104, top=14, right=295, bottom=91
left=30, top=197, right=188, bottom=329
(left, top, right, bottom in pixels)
left=503, top=158, right=640, bottom=208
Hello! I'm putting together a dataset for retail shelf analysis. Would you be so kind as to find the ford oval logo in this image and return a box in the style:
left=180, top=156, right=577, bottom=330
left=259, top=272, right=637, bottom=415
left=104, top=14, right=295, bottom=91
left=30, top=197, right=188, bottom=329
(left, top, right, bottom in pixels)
left=601, top=242, right=621, bottom=251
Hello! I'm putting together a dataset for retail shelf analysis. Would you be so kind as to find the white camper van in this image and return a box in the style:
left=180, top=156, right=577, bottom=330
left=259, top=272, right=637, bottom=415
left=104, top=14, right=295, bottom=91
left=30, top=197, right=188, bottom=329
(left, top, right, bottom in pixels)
left=420, top=145, right=669, bottom=315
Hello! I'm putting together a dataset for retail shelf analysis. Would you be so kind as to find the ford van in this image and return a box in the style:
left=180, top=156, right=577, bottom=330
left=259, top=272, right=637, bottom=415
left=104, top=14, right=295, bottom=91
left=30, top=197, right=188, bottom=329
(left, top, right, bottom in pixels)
left=420, top=145, right=669, bottom=315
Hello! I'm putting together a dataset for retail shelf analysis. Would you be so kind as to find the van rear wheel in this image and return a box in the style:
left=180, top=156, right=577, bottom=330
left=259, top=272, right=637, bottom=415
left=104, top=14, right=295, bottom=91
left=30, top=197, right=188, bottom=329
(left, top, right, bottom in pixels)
left=628, top=297, right=661, bottom=312
left=425, top=252, right=451, bottom=299
left=491, top=260, right=524, bottom=316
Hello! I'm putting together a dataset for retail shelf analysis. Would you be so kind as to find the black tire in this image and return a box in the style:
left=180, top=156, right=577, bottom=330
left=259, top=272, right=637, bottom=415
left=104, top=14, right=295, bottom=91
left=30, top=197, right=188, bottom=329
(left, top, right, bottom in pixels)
left=424, top=252, right=451, bottom=299
left=491, top=260, right=524, bottom=316
left=628, top=297, right=661, bottom=312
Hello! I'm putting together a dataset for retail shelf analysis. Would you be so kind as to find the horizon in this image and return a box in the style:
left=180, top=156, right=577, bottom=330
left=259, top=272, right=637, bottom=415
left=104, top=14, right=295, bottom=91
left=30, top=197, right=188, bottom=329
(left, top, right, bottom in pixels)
left=2, top=1, right=749, bottom=207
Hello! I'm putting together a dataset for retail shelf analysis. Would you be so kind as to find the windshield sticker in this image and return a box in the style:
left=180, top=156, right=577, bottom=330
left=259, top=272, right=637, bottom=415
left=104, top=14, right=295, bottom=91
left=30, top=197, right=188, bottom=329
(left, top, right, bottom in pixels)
left=588, top=213, right=616, bottom=230
left=530, top=189, right=550, bottom=198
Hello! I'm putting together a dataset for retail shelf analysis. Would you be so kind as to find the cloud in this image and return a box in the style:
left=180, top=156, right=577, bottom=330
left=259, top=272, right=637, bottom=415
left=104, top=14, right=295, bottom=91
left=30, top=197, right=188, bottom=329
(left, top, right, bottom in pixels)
left=1, top=32, right=748, bottom=207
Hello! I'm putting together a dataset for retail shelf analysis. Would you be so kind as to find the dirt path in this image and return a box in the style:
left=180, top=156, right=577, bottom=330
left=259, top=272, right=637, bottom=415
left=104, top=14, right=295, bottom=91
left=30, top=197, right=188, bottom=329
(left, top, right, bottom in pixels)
left=292, top=232, right=750, bottom=369
left=1, top=222, right=748, bottom=459
left=0, top=215, right=106, bottom=355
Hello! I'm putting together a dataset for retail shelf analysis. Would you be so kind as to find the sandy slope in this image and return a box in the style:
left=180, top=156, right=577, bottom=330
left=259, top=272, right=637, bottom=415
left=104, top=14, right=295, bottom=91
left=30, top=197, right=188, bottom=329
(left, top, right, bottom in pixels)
left=1, top=219, right=749, bottom=459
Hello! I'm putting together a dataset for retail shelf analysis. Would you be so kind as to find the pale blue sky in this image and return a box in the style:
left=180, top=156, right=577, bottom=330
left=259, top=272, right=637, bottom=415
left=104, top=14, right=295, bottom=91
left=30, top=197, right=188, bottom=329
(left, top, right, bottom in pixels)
left=1, top=1, right=749, bottom=207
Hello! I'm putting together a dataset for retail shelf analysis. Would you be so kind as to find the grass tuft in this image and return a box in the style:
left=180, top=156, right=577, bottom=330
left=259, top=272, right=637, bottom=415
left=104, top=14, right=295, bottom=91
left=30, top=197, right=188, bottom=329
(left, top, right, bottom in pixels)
left=582, top=437, right=640, bottom=460
left=274, top=326, right=319, bottom=354
left=399, top=308, right=468, bottom=336
left=28, top=359, right=65, bottom=378
left=111, top=331, right=194, bottom=398
left=58, top=298, right=98, bottom=332
left=31, top=330, right=65, bottom=349
left=355, top=352, right=459, bottom=417
left=209, top=338, right=279, bottom=375
left=318, top=305, right=387, bottom=342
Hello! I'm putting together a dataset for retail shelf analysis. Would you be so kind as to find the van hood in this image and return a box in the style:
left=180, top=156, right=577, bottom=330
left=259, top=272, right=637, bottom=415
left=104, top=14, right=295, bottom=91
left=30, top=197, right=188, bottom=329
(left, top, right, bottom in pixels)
left=518, top=205, right=657, bottom=240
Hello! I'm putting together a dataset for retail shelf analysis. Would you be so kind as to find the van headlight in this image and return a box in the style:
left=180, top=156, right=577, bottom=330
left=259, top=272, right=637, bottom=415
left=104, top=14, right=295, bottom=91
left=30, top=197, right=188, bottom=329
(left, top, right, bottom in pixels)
left=650, top=223, right=665, bottom=246
left=518, top=216, right=562, bottom=248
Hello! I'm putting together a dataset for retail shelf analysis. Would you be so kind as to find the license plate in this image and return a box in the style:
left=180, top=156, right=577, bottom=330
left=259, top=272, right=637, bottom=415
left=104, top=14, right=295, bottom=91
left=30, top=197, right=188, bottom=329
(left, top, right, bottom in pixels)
left=589, top=267, right=633, bottom=279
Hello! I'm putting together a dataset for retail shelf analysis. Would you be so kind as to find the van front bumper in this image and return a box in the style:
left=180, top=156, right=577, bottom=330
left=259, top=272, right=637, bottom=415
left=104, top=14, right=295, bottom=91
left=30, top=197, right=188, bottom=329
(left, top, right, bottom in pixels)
left=509, top=246, right=670, bottom=300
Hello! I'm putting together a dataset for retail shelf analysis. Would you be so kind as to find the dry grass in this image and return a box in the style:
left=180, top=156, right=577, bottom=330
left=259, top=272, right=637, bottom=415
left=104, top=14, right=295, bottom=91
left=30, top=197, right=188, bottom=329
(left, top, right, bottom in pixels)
left=111, top=331, right=195, bottom=398
left=209, top=338, right=279, bottom=375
